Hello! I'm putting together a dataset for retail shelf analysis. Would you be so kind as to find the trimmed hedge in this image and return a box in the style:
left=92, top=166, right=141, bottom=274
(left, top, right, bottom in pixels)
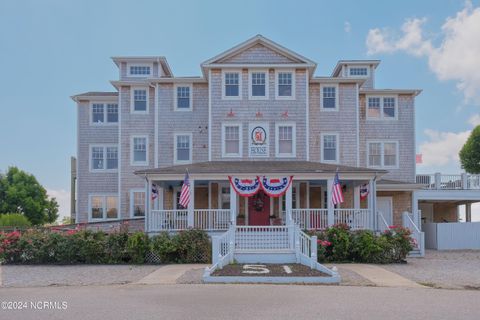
left=0, top=229, right=211, bottom=265
left=310, top=224, right=414, bottom=263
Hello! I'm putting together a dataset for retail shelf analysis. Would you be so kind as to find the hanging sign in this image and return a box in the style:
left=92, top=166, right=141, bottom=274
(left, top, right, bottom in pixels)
left=258, top=176, right=293, bottom=198
left=228, top=176, right=261, bottom=197
left=248, top=122, right=269, bottom=158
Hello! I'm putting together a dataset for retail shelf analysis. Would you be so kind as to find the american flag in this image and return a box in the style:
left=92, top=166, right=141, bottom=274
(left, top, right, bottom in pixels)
left=151, top=183, right=159, bottom=200
left=331, top=171, right=344, bottom=205
left=179, top=171, right=190, bottom=208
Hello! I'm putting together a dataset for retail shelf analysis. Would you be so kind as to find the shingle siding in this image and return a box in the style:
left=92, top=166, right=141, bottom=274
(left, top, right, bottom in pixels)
left=219, top=44, right=299, bottom=64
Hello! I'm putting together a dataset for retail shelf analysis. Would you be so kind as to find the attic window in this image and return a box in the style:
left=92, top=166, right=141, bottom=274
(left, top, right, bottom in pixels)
left=129, top=65, right=151, bottom=76
left=349, top=67, right=368, bottom=76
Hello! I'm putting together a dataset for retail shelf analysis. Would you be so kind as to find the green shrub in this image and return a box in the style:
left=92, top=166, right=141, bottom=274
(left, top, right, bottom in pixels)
left=0, top=213, right=31, bottom=227
left=149, top=232, right=177, bottom=263
left=325, top=224, right=351, bottom=262
left=127, top=232, right=150, bottom=264
left=350, top=230, right=383, bottom=262
left=174, top=229, right=211, bottom=263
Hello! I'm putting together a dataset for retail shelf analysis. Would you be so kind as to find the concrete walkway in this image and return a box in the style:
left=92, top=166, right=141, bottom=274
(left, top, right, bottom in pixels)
left=136, top=264, right=208, bottom=284
left=340, top=264, right=425, bottom=288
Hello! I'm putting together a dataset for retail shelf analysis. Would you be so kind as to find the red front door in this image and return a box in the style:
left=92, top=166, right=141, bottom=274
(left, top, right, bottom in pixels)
left=248, top=191, right=270, bottom=225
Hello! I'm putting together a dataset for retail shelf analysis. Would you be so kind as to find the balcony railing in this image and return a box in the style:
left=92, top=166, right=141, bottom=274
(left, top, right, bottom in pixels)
left=416, top=173, right=480, bottom=190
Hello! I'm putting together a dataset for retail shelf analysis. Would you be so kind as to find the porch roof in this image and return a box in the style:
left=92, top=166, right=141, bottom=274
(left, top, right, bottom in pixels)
left=377, top=179, right=425, bottom=191
left=135, top=161, right=386, bottom=180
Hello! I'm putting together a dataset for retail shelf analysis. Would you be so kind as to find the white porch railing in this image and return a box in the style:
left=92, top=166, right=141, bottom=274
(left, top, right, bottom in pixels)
left=334, top=209, right=371, bottom=230
left=194, top=209, right=230, bottom=230
left=416, top=173, right=480, bottom=190
left=402, top=212, right=425, bottom=257
left=235, top=225, right=293, bottom=251
left=149, top=209, right=188, bottom=231
left=292, top=209, right=328, bottom=230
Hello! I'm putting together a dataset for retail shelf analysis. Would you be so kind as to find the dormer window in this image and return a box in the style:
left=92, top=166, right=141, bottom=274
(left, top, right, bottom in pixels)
left=128, top=65, right=151, bottom=76
left=348, top=66, right=369, bottom=77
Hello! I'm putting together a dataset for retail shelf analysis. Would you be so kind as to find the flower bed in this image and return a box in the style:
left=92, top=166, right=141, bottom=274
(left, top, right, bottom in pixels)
left=309, top=224, right=414, bottom=264
left=0, top=229, right=211, bottom=265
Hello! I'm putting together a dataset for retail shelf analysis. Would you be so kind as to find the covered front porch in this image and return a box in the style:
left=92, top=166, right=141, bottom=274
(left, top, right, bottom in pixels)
left=136, top=161, right=384, bottom=233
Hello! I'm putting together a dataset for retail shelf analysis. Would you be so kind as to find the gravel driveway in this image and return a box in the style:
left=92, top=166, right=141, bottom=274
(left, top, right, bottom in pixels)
left=383, top=250, right=480, bottom=289
left=0, top=265, right=160, bottom=288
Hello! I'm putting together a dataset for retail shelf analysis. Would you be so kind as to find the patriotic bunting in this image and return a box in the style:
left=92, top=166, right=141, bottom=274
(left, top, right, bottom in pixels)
left=228, top=176, right=261, bottom=197
left=258, top=176, right=293, bottom=198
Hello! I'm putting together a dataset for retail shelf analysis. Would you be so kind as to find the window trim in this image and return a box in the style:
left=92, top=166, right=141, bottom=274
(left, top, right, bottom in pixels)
left=221, top=69, right=242, bottom=100
left=221, top=122, right=243, bottom=158
left=320, top=133, right=340, bottom=164
left=130, top=135, right=149, bottom=166
left=126, top=63, right=153, bottom=77
left=89, top=102, right=118, bottom=126
left=88, top=194, right=119, bottom=222
left=89, top=144, right=118, bottom=173
left=174, top=84, right=193, bottom=111
left=347, top=65, right=370, bottom=78
left=275, top=122, right=296, bottom=158
left=174, top=132, right=193, bottom=165
left=130, top=189, right=146, bottom=218
left=366, top=95, right=398, bottom=120
left=248, top=69, right=269, bottom=100
left=320, top=84, right=339, bottom=111
left=366, top=140, right=399, bottom=169
left=130, top=87, right=149, bottom=114
left=275, top=69, right=296, bottom=100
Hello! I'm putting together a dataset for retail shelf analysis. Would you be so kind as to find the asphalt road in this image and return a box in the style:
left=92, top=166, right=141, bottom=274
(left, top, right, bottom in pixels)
left=1, top=284, right=479, bottom=320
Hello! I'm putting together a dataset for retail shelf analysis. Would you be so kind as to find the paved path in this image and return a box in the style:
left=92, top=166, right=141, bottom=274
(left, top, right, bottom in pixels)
left=136, top=264, right=208, bottom=284
left=1, top=284, right=479, bottom=320
left=340, top=264, right=424, bottom=288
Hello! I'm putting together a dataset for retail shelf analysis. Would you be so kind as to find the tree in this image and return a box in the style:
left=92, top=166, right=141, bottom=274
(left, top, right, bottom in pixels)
left=0, top=167, right=59, bottom=225
left=459, top=126, right=480, bottom=174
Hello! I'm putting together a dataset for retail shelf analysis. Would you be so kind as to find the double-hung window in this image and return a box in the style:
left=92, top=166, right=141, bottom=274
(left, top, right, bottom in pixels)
left=277, top=71, right=294, bottom=98
left=276, top=123, right=295, bottom=157
left=321, top=85, right=338, bottom=110
left=131, top=136, right=148, bottom=166
left=132, top=88, right=148, bottom=113
left=175, top=134, right=192, bottom=164
left=90, top=195, right=118, bottom=220
left=321, top=134, right=339, bottom=163
left=91, top=103, right=118, bottom=124
left=130, top=190, right=146, bottom=217
left=175, top=85, right=192, bottom=110
left=250, top=71, right=267, bottom=98
left=90, top=145, right=118, bottom=171
left=224, top=72, right=240, bottom=98
left=368, top=141, right=398, bottom=168
left=367, top=96, right=397, bottom=120
left=223, top=124, right=241, bottom=157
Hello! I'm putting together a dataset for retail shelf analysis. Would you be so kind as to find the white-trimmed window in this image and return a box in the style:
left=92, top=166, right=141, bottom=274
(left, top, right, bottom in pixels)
left=367, top=96, right=397, bottom=120
left=91, top=103, right=118, bottom=124
left=174, top=133, right=192, bottom=164
left=321, top=133, right=339, bottom=163
left=131, top=88, right=148, bottom=113
left=131, top=136, right=148, bottom=166
left=249, top=70, right=268, bottom=99
left=320, top=85, right=338, bottom=110
left=348, top=67, right=368, bottom=76
left=276, top=123, right=296, bottom=157
left=89, top=195, right=118, bottom=220
left=175, top=85, right=192, bottom=111
left=130, top=190, right=146, bottom=217
left=222, top=123, right=242, bottom=157
left=127, top=64, right=152, bottom=77
left=223, top=71, right=241, bottom=99
left=367, top=141, right=398, bottom=168
left=90, top=145, right=118, bottom=171
left=276, top=71, right=295, bottom=99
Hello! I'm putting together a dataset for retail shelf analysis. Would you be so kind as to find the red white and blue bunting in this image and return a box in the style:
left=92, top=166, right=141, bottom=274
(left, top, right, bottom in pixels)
left=228, top=176, right=261, bottom=197
left=228, top=176, right=293, bottom=197
left=258, top=176, right=293, bottom=198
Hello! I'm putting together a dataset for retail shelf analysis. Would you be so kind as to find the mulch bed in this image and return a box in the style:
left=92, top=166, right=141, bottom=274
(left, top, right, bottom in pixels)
left=211, top=264, right=329, bottom=277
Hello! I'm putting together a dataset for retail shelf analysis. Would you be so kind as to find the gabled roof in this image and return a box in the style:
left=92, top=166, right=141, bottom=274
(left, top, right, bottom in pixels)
left=111, top=56, right=173, bottom=77
left=201, top=35, right=317, bottom=76
left=331, top=60, right=381, bottom=77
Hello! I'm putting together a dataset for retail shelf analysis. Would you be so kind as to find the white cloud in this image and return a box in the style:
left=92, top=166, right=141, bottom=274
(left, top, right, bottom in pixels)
left=366, top=2, right=480, bottom=104
left=344, top=21, right=351, bottom=33
left=47, top=188, right=70, bottom=222
left=419, top=129, right=470, bottom=167
left=468, top=114, right=480, bottom=127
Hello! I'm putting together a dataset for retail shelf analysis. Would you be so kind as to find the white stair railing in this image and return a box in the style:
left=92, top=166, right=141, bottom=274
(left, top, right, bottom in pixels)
left=402, top=212, right=425, bottom=257
left=210, top=226, right=235, bottom=270
left=295, top=225, right=317, bottom=269
left=377, top=211, right=389, bottom=233
left=235, top=225, right=293, bottom=251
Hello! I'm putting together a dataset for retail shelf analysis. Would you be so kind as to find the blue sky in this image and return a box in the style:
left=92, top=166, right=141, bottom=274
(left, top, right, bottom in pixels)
left=0, top=0, right=479, bottom=219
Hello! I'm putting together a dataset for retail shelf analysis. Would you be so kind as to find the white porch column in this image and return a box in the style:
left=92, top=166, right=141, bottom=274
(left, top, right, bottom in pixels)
left=158, top=186, right=164, bottom=210
left=412, top=191, right=419, bottom=227
left=229, top=184, right=237, bottom=226
left=327, top=178, right=334, bottom=226
left=145, top=178, right=152, bottom=232
left=286, top=182, right=293, bottom=225
left=354, top=185, right=361, bottom=209
left=367, top=178, right=376, bottom=230
left=466, top=203, right=472, bottom=222
left=187, top=179, right=195, bottom=228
